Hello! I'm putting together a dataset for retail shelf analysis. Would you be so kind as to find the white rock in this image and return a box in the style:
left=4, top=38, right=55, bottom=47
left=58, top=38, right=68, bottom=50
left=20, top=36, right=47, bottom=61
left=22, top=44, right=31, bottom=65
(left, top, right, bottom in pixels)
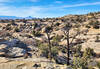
left=7, top=47, right=26, bottom=57
left=0, top=44, right=7, bottom=50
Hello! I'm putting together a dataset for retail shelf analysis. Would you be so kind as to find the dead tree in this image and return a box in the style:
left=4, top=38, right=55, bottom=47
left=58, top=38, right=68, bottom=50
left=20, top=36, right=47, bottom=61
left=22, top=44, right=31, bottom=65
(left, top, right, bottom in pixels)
left=44, top=26, right=53, bottom=60
left=62, top=22, right=72, bottom=65
left=62, top=19, right=87, bottom=65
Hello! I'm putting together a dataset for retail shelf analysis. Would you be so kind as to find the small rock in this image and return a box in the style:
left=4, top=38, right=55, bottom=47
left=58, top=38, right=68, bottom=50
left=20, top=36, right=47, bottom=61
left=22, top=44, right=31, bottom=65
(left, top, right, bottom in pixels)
left=44, top=63, right=54, bottom=69
left=0, top=44, right=7, bottom=50
left=0, top=44, right=8, bottom=55
left=22, top=66, right=27, bottom=69
left=66, top=67, right=72, bottom=69
left=33, top=64, right=41, bottom=68
left=54, top=56, right=68, bottom=64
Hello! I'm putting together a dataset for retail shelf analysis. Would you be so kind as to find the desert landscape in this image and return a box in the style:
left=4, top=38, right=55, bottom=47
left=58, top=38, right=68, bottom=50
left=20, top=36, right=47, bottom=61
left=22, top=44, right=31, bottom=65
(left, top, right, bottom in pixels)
left=0, top=12, right=100, bottom=69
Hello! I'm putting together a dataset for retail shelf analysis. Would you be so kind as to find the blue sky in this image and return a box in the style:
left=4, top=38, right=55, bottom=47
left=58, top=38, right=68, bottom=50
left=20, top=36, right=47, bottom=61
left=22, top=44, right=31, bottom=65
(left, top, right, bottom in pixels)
left=0, top=0, right=100, bottom=18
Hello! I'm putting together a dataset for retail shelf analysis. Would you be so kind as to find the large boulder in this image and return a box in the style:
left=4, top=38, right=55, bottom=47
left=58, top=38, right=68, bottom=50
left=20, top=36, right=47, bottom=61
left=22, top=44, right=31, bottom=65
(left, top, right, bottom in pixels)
left=6, top=47, right=26, bottom=57
left=7, top=39, right=28, bottom=50
left=0, top=39, right=33, bottom=58
left=8, top=39, right=19, bottom=47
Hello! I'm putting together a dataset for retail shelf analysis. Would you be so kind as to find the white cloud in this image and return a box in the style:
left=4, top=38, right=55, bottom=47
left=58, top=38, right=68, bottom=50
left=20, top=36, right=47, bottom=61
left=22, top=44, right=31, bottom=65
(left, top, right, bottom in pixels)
left=61, top=2, right=100, bottom=8
left=0, top=2, right=61, bottom=18
left=0, top=4, right=44, bottom=17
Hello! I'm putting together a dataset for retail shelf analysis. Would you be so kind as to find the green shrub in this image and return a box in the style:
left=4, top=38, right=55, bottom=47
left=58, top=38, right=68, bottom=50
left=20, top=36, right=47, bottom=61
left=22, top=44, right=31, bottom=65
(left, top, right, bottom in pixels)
left=25, top=34, right=32, bottom=38
left=97, top=62, right=100, bottom=69
left=38, top=43, right=49, bottom=58
left=51, top=46, right=59, bottom=57
left=32, top=30, right=41, bottom=37
left=6, top=26, right=12, bottom=30
left=23, top=19, right=27, bottom=23
left=45, top=26, right=52, bottom=33
left=74, top=24, right=81, bottom=28
left=14, top=28, right=20, bottom=32
left=74, top=45, right=82, bottom=57
left=89, top=21, right=100, bottom=29
left=93, top=23, right=99, bottom=29
left=6, top=24, right=11, bottom=26
left=95, top=36, right=100, bottom=42
left=83, top=47, right=95, bottom=59
left=33, top=23, right=38, bottom=29
left=61, top=47, right=67, bottom=53
left=38, top=43, right=59, bottom=58
left=76, top=45, right=82, bottom=52
left=52, top=35, right=62, bottom=45
left=72, top=57, right=88, bottom=69
left=55, top=23, right=60, bottom=26
left=10, top=20, right=16, bottom=25
left=85, top=25, right=91, bottom=28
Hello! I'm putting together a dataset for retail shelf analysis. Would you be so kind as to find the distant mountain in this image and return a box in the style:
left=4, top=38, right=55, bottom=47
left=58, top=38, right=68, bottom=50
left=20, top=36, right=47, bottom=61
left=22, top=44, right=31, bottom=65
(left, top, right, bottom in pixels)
left=0, top=16, right=23, bottom=19
left=24, top=16, right=35, bottom=19
left=0, top=16, right=35, bottom=20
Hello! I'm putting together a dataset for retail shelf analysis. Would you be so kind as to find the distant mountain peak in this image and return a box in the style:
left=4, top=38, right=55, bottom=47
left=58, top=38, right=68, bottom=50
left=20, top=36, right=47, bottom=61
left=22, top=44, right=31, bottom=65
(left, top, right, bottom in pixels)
left=0, top=16, right=35, bottom=20
left=24, top=16, right=35, bottom=19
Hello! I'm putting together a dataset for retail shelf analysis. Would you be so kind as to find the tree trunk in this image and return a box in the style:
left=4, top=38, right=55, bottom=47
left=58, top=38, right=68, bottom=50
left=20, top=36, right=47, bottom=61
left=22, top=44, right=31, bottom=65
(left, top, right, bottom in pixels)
left=47, top=33, right=52, bottom=60
left=67, top=30, right=70, bottom=65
